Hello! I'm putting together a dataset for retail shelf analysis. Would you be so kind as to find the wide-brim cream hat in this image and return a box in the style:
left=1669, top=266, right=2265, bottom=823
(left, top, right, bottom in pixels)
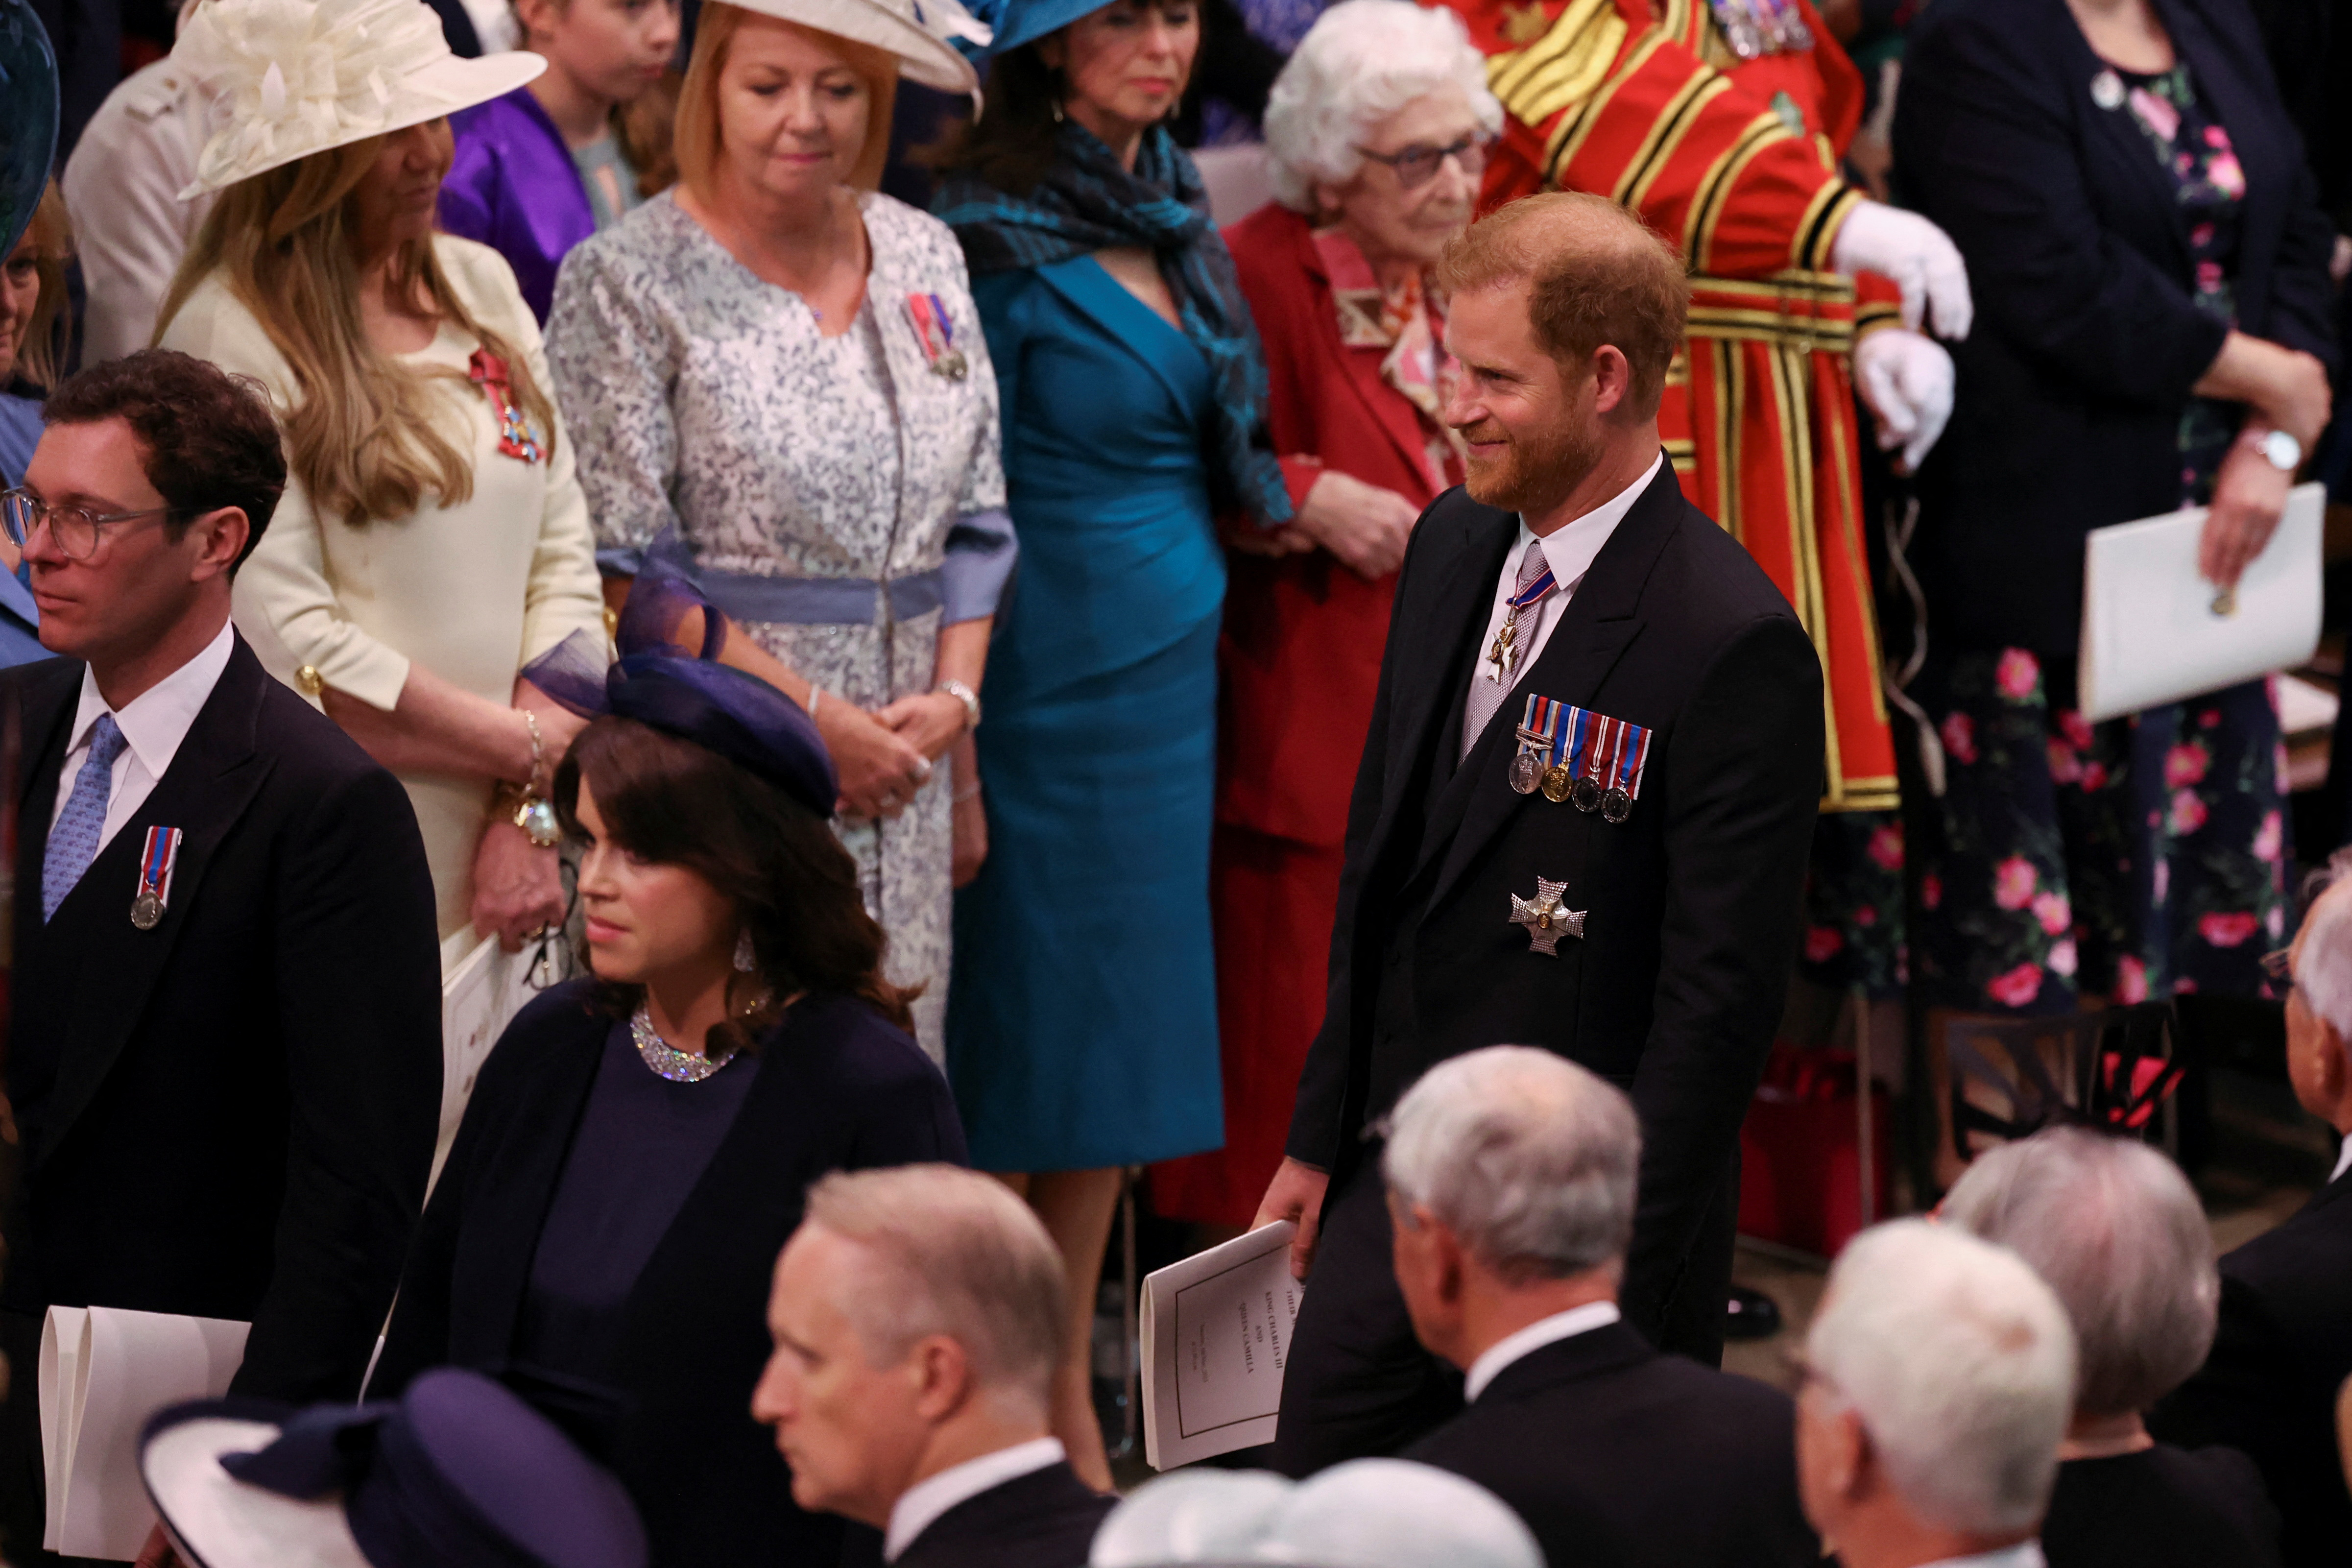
left=171, top=0, right=544, bottom=199
left=143, top=1414, right=371, bottom=1568
left=720, top=0, right=990, bottom=94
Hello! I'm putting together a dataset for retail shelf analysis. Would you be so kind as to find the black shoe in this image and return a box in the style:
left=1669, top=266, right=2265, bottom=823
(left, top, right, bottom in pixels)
left=1724, top=1284, right=1782, bottom=1341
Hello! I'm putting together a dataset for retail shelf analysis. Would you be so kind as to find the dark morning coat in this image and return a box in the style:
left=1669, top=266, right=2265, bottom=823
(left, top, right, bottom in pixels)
left=1273, top=461, right=1822, bottom=1470
left=892, top=1462, right=1116, bottom=1568
left=0, top=637, right=441, bottom=1399
left=2153, top=1163, right=2352, bottom=1568
left=373, top=981, right=968, bottom=1568
left=1403, top=1323, right=1820, bottom=1568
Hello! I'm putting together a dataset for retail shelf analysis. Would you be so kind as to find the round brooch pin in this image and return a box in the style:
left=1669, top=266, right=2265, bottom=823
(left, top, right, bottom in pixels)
left=2090, top=69, right=2125, bottom=110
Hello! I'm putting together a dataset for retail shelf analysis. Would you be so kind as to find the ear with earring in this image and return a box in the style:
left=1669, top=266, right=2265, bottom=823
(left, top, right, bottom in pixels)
left=733, top=929, right=757, bottom=973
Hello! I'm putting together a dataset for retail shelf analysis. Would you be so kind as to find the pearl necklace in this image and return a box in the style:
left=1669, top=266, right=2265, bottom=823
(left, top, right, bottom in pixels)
left=629, top=1002, right=741, bottom=1084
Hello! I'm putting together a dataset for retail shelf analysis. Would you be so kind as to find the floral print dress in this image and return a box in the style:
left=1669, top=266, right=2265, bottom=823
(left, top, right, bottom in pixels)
left=1894, top=63, right=2289, bottom=1014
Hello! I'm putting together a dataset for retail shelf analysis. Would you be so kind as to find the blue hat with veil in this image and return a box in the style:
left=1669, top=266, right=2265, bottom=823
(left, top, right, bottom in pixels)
left=524, top=556, right=840, bottom=818
left=0, top=0, right=57, bottom=262
left=952, top=0, right=1114, bottom=57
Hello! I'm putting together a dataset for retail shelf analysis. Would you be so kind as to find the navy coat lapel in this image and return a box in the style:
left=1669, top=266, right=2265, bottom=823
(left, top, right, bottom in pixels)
left=33, top=642, right=278, bottom=1168
left=1391, top=506, right=1516, bottom=830
left=1419, top=463, right=1683, bottom=913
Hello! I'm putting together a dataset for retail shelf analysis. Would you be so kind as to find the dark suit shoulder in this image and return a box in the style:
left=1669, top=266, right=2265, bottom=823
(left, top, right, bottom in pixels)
left=2217, top=1178, right=2352, bottom=1318
left=1647, top=496, right=1807, bottom=637
left=0, top=653, right=82, bottom=710
left=2042, top=1444, right=2283, bottom=1568
left=247, top=667, right=408, bottom=790
left=897, top=1463, right=1115, bottom=1568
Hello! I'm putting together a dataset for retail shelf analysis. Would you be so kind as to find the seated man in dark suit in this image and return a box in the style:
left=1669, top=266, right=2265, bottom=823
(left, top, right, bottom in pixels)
left=754, top=1165, right=1112, bottom=1568
left=0, top=350, right=442, bottom=1564
left=1387, top=1046, right=1819, bottom=1568
left=2155, top=853, right=2352, bottom=1568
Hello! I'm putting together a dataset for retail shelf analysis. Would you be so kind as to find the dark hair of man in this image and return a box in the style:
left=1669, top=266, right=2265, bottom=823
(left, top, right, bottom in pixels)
left=553, top=717, right=920, bottom=1049
left=1434, top=192, right=1690, bottom=417
left=40, top=349, right=287, bottom=572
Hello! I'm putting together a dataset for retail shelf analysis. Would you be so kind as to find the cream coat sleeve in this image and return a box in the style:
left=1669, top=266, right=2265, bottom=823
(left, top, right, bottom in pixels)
left=158, top=277, right=416, bottom=711
left=60, top=61, right=212, bottom=366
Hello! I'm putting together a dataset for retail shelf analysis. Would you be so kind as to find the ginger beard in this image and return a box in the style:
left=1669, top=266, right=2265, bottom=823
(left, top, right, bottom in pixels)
left=1456, top=360, right=1606, bottom=517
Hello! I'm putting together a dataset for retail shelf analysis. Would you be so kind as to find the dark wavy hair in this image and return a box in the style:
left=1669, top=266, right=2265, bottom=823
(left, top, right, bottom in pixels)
left=553, top=717, right=918, bottom=1051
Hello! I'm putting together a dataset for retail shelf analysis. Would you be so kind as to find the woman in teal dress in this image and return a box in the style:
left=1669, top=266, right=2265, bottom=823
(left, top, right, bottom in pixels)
left=933, top=0, right=1293, bottom=1485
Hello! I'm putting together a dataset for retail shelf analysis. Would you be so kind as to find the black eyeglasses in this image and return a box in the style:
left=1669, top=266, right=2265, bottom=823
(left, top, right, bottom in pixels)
left=1352, top=132, right=1495, bottom=192
left=0, top=488, right=185, bottom=562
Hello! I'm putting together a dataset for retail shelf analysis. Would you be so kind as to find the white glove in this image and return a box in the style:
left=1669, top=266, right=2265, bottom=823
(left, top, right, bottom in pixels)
left=1854, top=327, right=1955, bottom=474
left=1829, top=199, right=1974, bottom=341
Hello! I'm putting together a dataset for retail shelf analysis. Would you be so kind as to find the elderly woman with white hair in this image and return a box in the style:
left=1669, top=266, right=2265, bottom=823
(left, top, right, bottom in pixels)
left=1944, top=1128, right=2282, bottom=1568
left=1150, top=0, right=1503, bottom=1230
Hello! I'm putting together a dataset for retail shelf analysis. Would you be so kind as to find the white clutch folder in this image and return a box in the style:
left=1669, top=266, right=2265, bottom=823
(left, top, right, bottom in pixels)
left=433, top=930, right=540, bottom=1190
left=40, top=1306, right=248, bottom=1560
left=2077, top=481, right=2325, bottom=724
left=1138, top=1222, right=1302, bottom=1470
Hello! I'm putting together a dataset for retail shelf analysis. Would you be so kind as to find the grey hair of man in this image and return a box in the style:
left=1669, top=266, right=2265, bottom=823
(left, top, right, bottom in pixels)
left=800, top=1164, right=1066, bottom=1415
left=1940, top=1126, right=2217, bottom=1418
left=1381, top=1046, right=1641, bottom=1284
left=1808, top=1220, right=2077, bottom=1537
left=2293, top=845, right=2352, bottom=1041
left=1090, top=1460, right=1543, bottom=1568
left=1260, top=0, right=1505, bottom=215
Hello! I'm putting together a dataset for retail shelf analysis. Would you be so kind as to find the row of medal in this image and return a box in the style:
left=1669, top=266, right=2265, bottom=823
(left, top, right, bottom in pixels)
left=1706, top=0, right=1813, bottom=58
left=1509, top=694, right=1653, bottom=824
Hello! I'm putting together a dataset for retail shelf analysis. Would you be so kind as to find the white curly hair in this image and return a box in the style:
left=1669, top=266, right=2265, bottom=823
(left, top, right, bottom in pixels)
left=1261, top=0, right=1504, bottom=215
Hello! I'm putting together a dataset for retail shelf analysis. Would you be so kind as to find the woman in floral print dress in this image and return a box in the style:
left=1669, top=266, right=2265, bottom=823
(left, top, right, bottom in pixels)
left=1891, top=0, right=2336, bottom=1046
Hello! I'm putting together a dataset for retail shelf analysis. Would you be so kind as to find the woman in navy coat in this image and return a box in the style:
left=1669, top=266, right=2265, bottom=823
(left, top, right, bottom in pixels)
left=1892, top=0, right=2336, bottom=1058
left=374, top=644, right=965, bottom=1568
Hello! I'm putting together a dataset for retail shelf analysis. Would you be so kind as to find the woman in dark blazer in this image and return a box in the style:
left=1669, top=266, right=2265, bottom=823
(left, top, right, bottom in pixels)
left=1892, top=0, right=2336, bottom=1052
left=374, top=643, right=966, bottom=1568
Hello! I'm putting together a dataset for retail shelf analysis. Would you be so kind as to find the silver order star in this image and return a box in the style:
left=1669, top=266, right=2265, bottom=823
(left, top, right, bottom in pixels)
left=1509, top=876, right=1586, bottom=956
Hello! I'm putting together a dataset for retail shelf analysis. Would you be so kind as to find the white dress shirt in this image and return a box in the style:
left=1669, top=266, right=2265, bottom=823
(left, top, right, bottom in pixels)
left=1463, top=1300, right=1623, bottom=1401
left=1915, top=1544, right=2046, bottom=1568
left=51, top=620, right=237, bottom=856
left=883, top=1436, right=1066, bottom=1562
left=2331, top=1131, right=2352, bottom=1185
left=1460, top=452, right=1664, bottom=761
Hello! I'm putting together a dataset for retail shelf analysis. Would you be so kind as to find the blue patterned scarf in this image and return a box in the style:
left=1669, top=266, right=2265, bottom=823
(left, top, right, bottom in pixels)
left=934, top=121, right=1293, bottom=529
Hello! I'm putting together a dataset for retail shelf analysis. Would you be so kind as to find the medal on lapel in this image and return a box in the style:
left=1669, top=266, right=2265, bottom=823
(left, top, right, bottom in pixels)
left=908, top=293, right=968, bottom=381
left=1510, top=695, right=1561, bottom=795
left=1486, top=555, right=1560, bottom=683
left=1510, top=875, right=1585, bottom=955
left=1544, top=705, right=1588, bottom=803
left=1601, top=721, right=1652, bottom=824
left=467, top=350, right=544, bottom=464
left=130, top=825, right=182, bottom=931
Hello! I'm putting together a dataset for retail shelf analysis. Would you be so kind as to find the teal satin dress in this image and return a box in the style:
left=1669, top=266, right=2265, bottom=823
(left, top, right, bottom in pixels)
left=946, top=255, right=1226, bottom=1172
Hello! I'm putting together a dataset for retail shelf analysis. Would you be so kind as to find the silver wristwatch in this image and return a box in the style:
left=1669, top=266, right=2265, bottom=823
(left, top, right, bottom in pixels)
left=937, top=679, right=982, bottom=731
left=2253, top=429, right=2303, bottom=472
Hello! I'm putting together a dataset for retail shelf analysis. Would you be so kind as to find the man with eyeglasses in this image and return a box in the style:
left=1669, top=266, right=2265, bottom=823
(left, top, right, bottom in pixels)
left=2154, top=855, right=2352, bottom=1568
left=0, top=350, right=441, bottom=1565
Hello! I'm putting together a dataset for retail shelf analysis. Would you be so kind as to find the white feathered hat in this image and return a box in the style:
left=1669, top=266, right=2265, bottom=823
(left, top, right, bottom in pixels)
left=171, top=0, right=544, bottom=199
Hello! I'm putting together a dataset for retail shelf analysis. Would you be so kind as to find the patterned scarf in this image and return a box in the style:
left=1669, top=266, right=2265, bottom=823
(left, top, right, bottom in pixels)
left=934, top=121, right=1293, bottom=528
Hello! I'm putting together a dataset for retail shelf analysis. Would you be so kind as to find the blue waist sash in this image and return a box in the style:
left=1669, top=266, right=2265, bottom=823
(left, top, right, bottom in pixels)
left=641, top=531, right=943, bottom=627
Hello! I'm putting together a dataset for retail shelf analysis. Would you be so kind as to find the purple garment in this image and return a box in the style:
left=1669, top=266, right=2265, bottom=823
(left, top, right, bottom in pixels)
left=440, top=87, right=596, bottom=324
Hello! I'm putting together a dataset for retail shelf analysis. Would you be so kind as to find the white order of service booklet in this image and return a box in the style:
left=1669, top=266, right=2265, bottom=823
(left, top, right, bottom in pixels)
left=40, top=1306, right=249, bottom=1560
left=1139, top=1221, right=1302, bottom=1470
left=436, top=928, right=543, bottom=1188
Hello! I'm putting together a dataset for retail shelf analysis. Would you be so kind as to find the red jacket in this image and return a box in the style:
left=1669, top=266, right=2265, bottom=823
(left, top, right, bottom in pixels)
left=1217, top=203, right=1456, bottom=848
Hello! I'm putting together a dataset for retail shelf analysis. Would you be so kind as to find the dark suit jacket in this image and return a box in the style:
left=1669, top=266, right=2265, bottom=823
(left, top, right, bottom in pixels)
left=2042, top=1443, right=2282, bottom=1568
left=1894, top=0, right=2342, bottom=653
left=1402, top=1322, right=1819, bottom=1568
left=894, top=1461, right=1114, bottom=1568
left=1286, top=464, right=1824, bottom=1337
left=375, top=982, right=968, bottom=1568
left=0, top=637, right=441, bottom=1400
left=2153, top=1166, right=2352, bottom=1568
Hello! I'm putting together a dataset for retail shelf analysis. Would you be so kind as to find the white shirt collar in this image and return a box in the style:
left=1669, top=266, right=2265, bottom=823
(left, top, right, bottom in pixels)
left=1916, top=1544, right=2046, bottom=1568
left=1463, top=1301, right=1622, bottom=1402
left=1517, top=450, right=1663, bottom=591
left=70, top=618, right=236, bottom=781
left=2331, top=1132, right=2352, bottom=1185
left=883, top=1437, right=1065, bottom=1562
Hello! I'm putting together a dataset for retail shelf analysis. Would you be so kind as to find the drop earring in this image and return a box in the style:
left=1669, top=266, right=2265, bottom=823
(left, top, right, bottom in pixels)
left=1051, top=99, right=1065, bottom=123
left=733, top=930, right=757, bottom=973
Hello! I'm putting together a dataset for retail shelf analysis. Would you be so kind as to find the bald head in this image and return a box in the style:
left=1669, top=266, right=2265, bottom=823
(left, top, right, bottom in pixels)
left=1435, top=192, right=1689, bottom=416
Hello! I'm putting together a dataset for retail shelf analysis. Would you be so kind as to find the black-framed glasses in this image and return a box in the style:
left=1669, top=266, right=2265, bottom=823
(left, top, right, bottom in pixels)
left=0, top=488, right=183, bottom=562
left=1353, top=132, right=1495, bottom=191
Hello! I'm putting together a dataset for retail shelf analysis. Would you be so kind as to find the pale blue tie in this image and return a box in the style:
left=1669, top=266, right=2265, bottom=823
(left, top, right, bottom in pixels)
left=44, top=713, right=128, bottom=921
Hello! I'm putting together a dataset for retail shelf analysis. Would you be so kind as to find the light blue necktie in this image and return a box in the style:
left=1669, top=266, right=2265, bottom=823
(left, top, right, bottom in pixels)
left=44, top=713, right=128, bottom=921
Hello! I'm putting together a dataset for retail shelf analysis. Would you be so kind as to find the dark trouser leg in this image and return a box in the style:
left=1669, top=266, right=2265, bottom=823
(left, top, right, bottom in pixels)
left=1271, top=1155, right=1463, bottom=1478
left=1648, top=1151, right=1740, bottom=1368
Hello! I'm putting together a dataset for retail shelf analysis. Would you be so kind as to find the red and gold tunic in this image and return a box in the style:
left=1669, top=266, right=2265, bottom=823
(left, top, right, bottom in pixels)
left=1456, top=0, right=1902, bottom=810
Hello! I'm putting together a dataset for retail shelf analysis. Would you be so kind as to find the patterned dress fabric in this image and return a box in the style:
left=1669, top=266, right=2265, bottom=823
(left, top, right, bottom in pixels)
left=547, top=191, right=1007, bottom=1061
left=1909, top=64, right=2286, bottom=1014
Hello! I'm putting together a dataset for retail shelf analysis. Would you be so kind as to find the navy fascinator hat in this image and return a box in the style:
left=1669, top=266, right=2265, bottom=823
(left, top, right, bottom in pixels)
left=140, top=1368, right=648, bottom=1568
left=525, top=558, right=839, bottom=816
